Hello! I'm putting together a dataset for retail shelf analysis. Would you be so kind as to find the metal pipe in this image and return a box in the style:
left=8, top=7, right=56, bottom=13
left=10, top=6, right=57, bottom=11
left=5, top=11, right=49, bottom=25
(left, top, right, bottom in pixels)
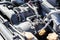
left=0, top=23, right=13, bottom=40
left=47, top=10, right=60, bottom=25
left=26, top=3, right=39, bottom=18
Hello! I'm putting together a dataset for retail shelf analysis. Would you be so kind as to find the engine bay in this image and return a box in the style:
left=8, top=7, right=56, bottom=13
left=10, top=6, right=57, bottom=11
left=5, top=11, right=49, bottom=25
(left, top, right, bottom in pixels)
left=0, top=0, right=60, bottom=40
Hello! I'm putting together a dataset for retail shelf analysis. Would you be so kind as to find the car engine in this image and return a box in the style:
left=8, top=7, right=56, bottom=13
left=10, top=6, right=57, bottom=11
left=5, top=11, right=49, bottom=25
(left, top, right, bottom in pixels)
left=0, top=0, right=60, bottom=40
